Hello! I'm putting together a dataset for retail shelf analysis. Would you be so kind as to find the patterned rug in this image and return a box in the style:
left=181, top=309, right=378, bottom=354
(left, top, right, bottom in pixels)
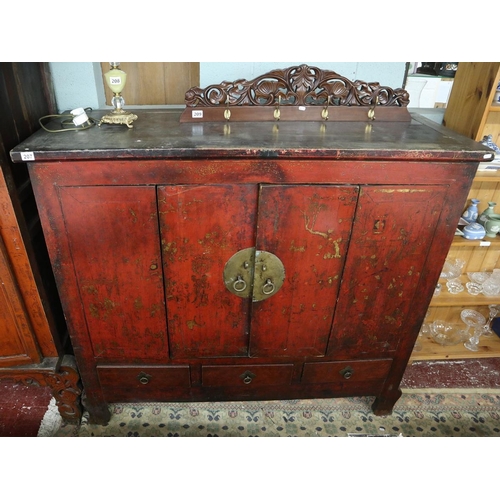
left=39, top=388, right=500, bottom=437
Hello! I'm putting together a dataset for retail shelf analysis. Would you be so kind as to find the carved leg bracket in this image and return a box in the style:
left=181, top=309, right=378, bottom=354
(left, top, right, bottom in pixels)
left=0, top=355, right=83, bottom=424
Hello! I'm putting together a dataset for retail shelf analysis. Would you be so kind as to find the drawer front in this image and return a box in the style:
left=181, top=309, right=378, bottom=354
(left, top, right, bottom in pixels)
left=301, top=359, right=393, bottom=385
left=202, top=364, right=294, bottom=388
left=97, top=365, right=191, bottom=401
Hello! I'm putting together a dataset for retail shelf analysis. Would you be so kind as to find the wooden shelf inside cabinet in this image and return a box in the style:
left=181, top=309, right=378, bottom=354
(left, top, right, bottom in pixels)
left=474, top=171, right=500, bottom=183
left=450, top=235, right=500, bottom=248
left=410, top=333, right=500, bottom=361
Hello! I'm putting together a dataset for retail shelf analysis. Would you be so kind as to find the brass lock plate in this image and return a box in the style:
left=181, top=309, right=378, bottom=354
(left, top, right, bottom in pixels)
left=223, top=247, right=255, bottom=299
left=223, top=248, right=285, bottom=302
left=252, top=250, right=285, bottom=302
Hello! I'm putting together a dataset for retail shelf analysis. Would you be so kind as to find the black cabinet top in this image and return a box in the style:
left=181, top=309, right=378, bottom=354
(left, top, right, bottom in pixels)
left=10, top=108, right=494, bottom=163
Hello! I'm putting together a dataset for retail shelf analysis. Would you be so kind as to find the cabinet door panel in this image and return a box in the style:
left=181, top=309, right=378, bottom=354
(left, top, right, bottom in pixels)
left=158, top=185, right=257, bottom=358
left=250, top=185, right=359, bottom=356
left=0, top=238, right=42, bottom=366
left=328, top=185, right=447, bottom=357
left=59, top=186, right=167, bottom=361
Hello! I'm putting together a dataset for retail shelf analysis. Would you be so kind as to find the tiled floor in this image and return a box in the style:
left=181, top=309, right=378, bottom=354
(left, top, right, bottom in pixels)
left=2, top=357, right=500, bottom=437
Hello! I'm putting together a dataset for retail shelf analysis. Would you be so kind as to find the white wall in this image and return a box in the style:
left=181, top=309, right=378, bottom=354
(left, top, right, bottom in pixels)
left=49, top=62, right=407, bottom=112
left=200, top=62, right=406, bottom=89
left=49, top=62, right=106, bottom=112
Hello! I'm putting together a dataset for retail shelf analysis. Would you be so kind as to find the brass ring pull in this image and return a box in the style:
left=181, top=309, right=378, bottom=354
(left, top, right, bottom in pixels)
left=137, top=372, right=152, bottom=385
left=339, top=366, right=354, bottom=380
left=240, top=370, right=256, bottom=384
left=233, top=275, right=247, bottom=292
left=262, top=278, right=275, bottom=295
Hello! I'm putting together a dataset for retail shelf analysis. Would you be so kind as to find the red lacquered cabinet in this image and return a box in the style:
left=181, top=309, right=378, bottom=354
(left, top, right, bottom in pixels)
left=11, top=108, right=491, bottom=424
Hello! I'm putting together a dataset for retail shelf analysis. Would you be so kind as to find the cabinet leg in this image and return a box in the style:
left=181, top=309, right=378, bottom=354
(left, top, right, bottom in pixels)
left=81, top=391, right=111, bottom=425
left=371, top=388, right=402, bottom=416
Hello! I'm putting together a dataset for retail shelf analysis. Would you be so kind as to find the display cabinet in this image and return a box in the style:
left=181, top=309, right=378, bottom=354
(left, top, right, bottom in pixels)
left=414, top=63, right=500, bottom=361
left=443, top=62, right=500, bottom=144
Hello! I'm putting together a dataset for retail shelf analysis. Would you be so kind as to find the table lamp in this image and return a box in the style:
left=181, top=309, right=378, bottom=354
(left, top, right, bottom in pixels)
left=99, top=62, right=138, bottom=128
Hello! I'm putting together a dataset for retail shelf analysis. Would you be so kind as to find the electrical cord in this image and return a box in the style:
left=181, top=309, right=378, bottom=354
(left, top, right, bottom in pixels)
left=39, top=107, right=98, bottom=132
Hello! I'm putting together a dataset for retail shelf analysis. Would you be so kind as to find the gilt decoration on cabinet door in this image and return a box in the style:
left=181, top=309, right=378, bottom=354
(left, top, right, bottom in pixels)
left=328, top=186, right=449, bottom=358
left=250, top=185, right=359, bottom=357
left=159, top=183, right=360, bottom=360
left=58, top=186, right=168, bottom=361
left=159, top=184, right=258, bottom=359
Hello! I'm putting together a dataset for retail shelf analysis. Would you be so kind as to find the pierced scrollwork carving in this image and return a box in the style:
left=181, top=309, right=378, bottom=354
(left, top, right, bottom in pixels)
left=185, top=64, right=409, bottom=108
left=0, top=355, right=82, bottom=424
left=181, top=64, right=410, bottom=123
left=44, top=359, right=82, bottom=424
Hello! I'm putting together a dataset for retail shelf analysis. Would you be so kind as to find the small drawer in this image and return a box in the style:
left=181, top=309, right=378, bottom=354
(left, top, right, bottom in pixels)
left=301, top=359, right=393, bottom=385
left=202, top=364, right=294, bottom=388
left=97, top=365, right=191, bottom=400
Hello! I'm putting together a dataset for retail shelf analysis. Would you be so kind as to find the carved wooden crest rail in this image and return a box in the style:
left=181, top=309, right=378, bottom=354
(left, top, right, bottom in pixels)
left=180, top=64, right=411, bottom=123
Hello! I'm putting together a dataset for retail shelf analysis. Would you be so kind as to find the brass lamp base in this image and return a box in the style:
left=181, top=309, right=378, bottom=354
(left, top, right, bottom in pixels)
left=98, top=109, right=138, bottom=129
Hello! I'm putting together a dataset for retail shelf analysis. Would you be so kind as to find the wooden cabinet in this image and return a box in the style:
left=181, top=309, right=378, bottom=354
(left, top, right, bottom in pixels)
left=11, top=108, right=489, bottom=424
left=414, top=63, right=500, bottom=361
left=443, top=62, right=500, bottom=143
left=0, top=63, right=81, bottom=423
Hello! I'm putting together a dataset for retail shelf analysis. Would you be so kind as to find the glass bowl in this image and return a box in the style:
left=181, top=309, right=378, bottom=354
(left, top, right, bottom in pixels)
left=467, top=272, right=490, bottom=284
left=466, top=281, right=483, bottom=295
left=440, top=259, right=465, bottom=280
left=430, top=320, right=467, bottom=346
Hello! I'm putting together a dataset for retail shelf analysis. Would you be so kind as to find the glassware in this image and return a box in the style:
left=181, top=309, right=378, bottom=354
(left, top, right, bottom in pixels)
left=484, top=304, right=500, bottom=337
left=412, top=339, right=422, bottom=352
left=440, top=259, right=466, bottom=281
left=460, top=309, right=486, bottom=351
left=419, top=311, right=431, bottom=337
left=464, top=325, right=487, bottom=351
left=413, top=311, right=431, bottom=352
left=430, top=320, right=468, bottom=346
left=466, top=281, right=482, bottom=295
left=481, top=273, right=500, bottom=296
left=446, top=278, right=464, bottom=294
left=467, top=271, right=490, bottom=284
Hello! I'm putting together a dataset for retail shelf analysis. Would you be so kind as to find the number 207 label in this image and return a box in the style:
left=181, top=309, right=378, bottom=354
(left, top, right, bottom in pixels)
left=21, top=152, right=35, bottom=161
